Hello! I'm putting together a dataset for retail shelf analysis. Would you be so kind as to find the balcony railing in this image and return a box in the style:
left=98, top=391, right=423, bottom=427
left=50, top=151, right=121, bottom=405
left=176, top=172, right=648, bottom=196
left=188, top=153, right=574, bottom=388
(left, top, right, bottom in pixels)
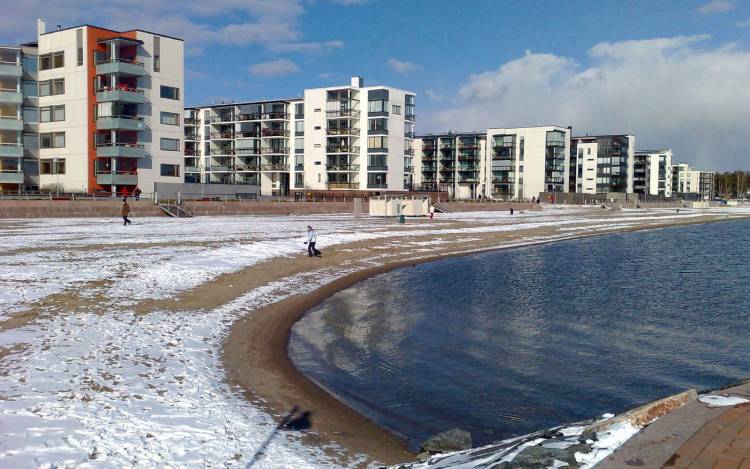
left=238, top=113, right=263, bottom=121
left=95, top=58, right=146, bottom=77
left=210, top=132, right=235, bottom=139
left=457, top=166, right=479, bottom=172
left=237, top=131, right=260, bottom=138
left=404, top=149, right=415, bottom=156
left=326, top=146, right=360, bottom=153
left=404, top=166, right=414, bottom=173
left=210, top=148, right=235, bottom=155
left=184, top=166, right=201, bottom=172
left=546, top=140, right=566, bottom=147
left=0, top=116, right=23, bottom=131
left=492, top=178, right=516, bottom=184
left=0, top=143, right=23, bottom=158
left=422, top=144, right=436, bottom=150
left=236, top=164, right=261, bottom=172
left=266, top=112, right=289, bottom=119
left=96, top=87, right=146, bottom=103
left=367, top=183, right=388, bottom=189
left=262, top=128, right=289, bottom=137
left=0, top=88, right=22, bottom=104
left=327, top=127, right=360, bottom=135
left=184, top=118, right=199, bottom=125
left=96, top=171, right=138, bottom=186
left=208, top=165, right=234, bottom=172
left=261, top=164, right=290, bottom=171
left=96, top=143, right=146, bottom=158
left=458, top=178, right=479, bottom=183
left=405, top=114, right=416, bottom=121
left=327, top=164, right=360, bottom=171
left=367, top=165, right=388, bottom=171
left=96, top=115, right=146, bottom=131
left=458, top=153, right=479, bottom=160
left=237, top=148, right=261, bottom=155
left=326, top=109, right=360, bottom=118
left=261, top=147, right=289, bottom=154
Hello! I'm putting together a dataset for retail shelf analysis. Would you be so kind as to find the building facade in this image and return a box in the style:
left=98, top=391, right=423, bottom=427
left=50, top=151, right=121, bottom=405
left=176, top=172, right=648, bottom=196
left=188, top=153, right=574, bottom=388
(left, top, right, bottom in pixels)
left=413, top=125, right=571, bottom=200
left=0, top=43, right=37, bottom=192
left=672, top=163, right=714, bottom=200
left=570, top=134, right=635, bottom=194
left=1, top=21, right=185, bottom=195
left=184, top=77, right=415, bottom=196
left=633, top=149, right=672, bottom=197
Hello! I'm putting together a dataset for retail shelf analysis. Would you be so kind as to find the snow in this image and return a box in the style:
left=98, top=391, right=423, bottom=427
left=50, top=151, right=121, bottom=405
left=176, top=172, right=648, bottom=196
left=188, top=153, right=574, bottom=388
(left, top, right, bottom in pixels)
left=698, top=395, right=750, bottom=407
left=1, top=207, right=749, bottom=468
left=575, top=421, right=640, bottom=468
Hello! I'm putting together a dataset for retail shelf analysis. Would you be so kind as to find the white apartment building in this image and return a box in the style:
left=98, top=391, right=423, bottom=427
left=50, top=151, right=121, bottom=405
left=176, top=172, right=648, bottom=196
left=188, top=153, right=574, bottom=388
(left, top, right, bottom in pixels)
left=633, top=149, right=672, bottom=198
left=4, top=21, right=185, bottom=195
left=672, top=163, right=715, bottom=200
left=184, top=76, right=416, bottom=196
left=570, top=135, right=636, bottom=194
left=413, top=125, right=570, bottom=200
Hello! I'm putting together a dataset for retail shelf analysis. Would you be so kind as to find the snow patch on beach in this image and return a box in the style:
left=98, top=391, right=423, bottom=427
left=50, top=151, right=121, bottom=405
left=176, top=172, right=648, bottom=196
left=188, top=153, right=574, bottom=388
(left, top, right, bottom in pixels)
left=698, top=395, right=750, bottom=407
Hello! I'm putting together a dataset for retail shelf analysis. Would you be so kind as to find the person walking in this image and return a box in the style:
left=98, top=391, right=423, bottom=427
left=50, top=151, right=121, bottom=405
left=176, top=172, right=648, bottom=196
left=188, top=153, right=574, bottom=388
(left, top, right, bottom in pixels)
left=305, top=225, right=321, bottom=257
left=122, top=198, right=132, bottom=226
left=429, top=204, right=435, bottom=219
left=134, top=186, right=141, bottom=201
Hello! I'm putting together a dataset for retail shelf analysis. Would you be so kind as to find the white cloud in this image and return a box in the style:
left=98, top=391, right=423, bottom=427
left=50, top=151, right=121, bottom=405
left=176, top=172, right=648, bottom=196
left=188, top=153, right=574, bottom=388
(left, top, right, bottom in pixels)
left=331, top=0, right=368, bottom=5
left=424, top=89, right=445, bottom=102
left=268, top=40, right=344, bottom=54
left=697, top=0, right=735, bottom=14
left=249, top=59, right=299, bottom=77
left=737, top=19, right=750, bottom=27
left=387, top=58, right=422, bottom=74
left=423, top=35, right=750, bottom=171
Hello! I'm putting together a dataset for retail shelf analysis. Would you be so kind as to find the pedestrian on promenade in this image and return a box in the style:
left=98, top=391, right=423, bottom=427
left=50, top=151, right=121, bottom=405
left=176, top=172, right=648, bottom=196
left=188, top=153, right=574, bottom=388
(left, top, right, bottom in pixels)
left=134, top=186, right=142, bottom=201
left=429, top=204, right=435, bottom=219
left=510, top=207, right=514, bottom=215
left=122, top=198, right=132, bottom=226
left=120, top=186, right=129, bottom=199
left=305, top=225, right=321, bottom=257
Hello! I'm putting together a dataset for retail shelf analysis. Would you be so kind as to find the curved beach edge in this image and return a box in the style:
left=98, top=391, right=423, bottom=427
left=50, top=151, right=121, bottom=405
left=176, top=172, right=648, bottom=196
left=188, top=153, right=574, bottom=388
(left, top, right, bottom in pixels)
left=221, top=212, right=750, bottom=467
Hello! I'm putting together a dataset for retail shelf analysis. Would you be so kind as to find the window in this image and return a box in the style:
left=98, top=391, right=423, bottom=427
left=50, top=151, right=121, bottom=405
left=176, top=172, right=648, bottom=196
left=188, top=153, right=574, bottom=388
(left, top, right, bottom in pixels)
left=76, top=29, right=83, bottom=66
left=153, top=36, right=160, bottom=72
left=160, top=138, right=180, bottom=151
left=160, top=164, right=180, bottom=177
left=368, top=118, right=388, bottom=132
left=53, top=51, right=64, bottom=68
left=295, top=121, right=304, bottom=135
left=368, top=99, right=388, bottom=113
left=40, top=159, right=65, bottom=174
left=40, top=105, right=65, bottom=122
left=160, top=85, right=179, bottom=100
left=40, top=132, right=65, bottom=149
left=39, top=79, right=65, bottom=97
left=160, top=111, right=180, bottom=126
left=392, top=105, right=401, bottom=115
left=314, top=126, right=321, bottom=130
left=367, top=136, right=388, bottom=150
left=295, top=103, right=304, bottom=118
left=39, top=54, right=50, bottom=71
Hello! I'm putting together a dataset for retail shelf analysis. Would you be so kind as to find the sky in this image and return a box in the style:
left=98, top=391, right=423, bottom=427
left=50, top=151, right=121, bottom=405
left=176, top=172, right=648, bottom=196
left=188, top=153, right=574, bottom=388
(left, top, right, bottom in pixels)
left=1, top=0, right=749, bottom=170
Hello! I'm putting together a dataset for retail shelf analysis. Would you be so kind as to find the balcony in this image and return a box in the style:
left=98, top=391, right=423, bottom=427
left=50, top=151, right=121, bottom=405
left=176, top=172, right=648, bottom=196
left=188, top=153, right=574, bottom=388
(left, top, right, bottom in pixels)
left=546, top=140, right=566, bottom=148
left=261, top=147, right=289, bottom=154
left=492, top=177, right=516, bottom=184
left=210, top=132, right=235, bottom=140
left=238, top=113, right=263, bottom=121
left=327, top=127, right=360, bottom=136
left=440, top=145, right=455, bottom=152
left=265, top=112, right=289, bottom=120
left=210, top=148, right=235, bottom=156
left=210, top=115, right=235, bottom=123
left=184, top=118, right=199, bottom=126
left=184, top=166, right=201, bottom=173
left=404, top=149, right=415, bottom=156
left=96, top=171, right=138, bottom=185
left=0, top=61, right=22, bottom=77
left=96, top=88, right=146, bottom=104
left=367, top=183, right=388, bottom=189
left=457, top=166, right=479, bottom=172
left=261, top=164, right=290, bottom=171
left=405, top=114, right=416, bottom=121
left=326, top=110, right=360, bottom=118
left=185, top=134, right=199, bottom=142
left=0, top=88, right=22, bottom=104
left=328, top=182, right=360, bottom=190
left=458, top=177, right=479, bottom=183
left=404, top=166, right=414, bottom=173
left=236, top=164, right=261, bottom=172
left=367, top=165, right=388, bottom=172
left=96, top=116, right=146, bottom=131
left=326, top=145, right=359, bottom=154
left=237, top=148, right=261, bottom=156
left=458, top=153, right=479, bottom=160
left=0, top=143, right=22, bottom=157
left=261, top=128, right=289, bottom=137
left=0, top=171, right=23, bottom=184
left=237, top=131, right=260, bottom=138
left=96, top=143, right=146, bottom=158
left=96, top=59, right=147, bottom=77
left=0, top=116, right=22, bottom=131
left=208, top=165, right=234, bottom=172
left=327, top=164, right=360, bottom=172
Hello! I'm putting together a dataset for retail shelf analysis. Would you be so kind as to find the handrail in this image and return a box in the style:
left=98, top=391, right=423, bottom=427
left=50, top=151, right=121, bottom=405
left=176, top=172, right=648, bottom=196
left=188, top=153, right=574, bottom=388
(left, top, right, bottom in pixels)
left=0, top=87, right=19, bottom=92
left=96, top=142, right=144, bottom=148
left=97, top=114, right=144, bottom=121
left=96, top=58, right=143, bottom=66
left=96, top=86, right=143, bottom=93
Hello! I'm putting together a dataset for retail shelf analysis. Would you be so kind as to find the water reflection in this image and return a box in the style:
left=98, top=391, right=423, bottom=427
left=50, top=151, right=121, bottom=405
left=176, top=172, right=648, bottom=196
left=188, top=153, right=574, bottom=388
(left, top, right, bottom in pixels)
left=289, top=219, right=750, bottom=449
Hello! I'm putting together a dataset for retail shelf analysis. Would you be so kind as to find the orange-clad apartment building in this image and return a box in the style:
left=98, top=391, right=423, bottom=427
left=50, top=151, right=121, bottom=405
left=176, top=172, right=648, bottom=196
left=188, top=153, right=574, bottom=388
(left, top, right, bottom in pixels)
left=0, top=20, right=184, bottom=194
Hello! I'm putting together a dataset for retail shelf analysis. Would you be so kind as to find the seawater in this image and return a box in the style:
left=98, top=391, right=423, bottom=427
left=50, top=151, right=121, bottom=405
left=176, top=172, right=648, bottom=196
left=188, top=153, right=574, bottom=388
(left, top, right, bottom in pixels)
left=288, top=219, right=750, bottom=449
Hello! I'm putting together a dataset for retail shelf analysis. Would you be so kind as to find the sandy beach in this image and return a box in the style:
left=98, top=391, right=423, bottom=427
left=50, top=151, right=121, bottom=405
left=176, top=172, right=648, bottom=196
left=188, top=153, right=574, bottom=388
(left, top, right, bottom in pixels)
left=1, top=207, right=749, bottom=467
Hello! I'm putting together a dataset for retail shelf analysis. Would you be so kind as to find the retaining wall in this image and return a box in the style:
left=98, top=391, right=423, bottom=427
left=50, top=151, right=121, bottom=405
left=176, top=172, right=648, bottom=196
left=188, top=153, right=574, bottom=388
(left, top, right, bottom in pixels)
left=0, top=200, right=164, bottom=219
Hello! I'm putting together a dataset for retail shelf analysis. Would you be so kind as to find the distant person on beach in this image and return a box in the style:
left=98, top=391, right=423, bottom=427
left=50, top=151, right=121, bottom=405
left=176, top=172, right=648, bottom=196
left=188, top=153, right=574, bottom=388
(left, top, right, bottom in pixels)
left=122, top=198, right=132, bottom=226
left=134, top=186, right=141, bottom=201
left=510, top=207, right=514, bottom=215
left=305, top=225, right=321, bottom=257
left=429, top=205, right=435, bottom=219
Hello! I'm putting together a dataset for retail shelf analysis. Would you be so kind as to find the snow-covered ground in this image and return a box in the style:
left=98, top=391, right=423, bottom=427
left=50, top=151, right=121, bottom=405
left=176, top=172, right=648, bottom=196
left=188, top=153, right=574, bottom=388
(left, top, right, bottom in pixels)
left=1, top=207, right=748, bottom=468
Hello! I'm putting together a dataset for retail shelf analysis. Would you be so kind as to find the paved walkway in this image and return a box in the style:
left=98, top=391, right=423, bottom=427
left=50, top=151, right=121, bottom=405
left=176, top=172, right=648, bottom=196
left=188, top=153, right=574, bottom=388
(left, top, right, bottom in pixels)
left=600, top=381, right=750, bottom=469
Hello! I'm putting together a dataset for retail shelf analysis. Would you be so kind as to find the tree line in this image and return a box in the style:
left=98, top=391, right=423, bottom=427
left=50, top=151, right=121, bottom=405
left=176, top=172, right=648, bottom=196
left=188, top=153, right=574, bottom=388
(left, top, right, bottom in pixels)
left=715, top=171, right=749, bottom=198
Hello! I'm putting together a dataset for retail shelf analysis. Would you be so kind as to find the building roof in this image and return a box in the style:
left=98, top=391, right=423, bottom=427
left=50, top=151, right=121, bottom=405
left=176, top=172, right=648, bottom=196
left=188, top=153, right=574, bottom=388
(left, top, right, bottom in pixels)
left=186, top=97, right=302, bottom=110
left=40, top=24, right=183, bottom=42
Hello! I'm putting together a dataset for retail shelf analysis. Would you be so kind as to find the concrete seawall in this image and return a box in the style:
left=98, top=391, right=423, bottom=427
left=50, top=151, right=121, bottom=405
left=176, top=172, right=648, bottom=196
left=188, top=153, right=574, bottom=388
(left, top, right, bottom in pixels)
left=0, top=200, right=164, bottom=218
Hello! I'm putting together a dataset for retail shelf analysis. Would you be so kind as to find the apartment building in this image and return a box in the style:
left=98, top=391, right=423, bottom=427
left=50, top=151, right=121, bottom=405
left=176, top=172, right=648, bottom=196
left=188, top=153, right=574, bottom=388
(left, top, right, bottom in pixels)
left=413, top=125, right=570, bottom=200
left=570, top=134, right=635, bottom=194
left=672, top=163, right=715, bottom=200
left=413, top=132, right=485, bottom=198
left=184, top=76, right=416, bottom=196
left=0, top=44, right=37, bottom=192
left=633, top=149, right=672, bottom=197
left=2, top=21, right=185, bottom=194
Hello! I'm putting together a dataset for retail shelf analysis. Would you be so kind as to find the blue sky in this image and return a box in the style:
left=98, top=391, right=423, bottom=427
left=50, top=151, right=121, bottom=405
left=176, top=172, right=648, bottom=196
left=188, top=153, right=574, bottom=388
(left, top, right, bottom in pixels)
left=2, top=0, right=749, bottom=169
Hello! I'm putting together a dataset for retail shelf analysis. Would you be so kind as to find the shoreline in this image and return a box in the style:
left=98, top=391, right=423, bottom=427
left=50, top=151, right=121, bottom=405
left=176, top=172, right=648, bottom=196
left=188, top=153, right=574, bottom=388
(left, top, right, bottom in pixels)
left=222, top=211, right=750, bottom=467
